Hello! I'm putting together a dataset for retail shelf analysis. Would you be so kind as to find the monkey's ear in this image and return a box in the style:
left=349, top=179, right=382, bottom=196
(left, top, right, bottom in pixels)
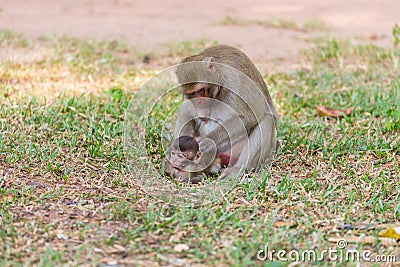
left=204, top=57, right=216, bottom=72
left=195, top=151, right=202, bottom=160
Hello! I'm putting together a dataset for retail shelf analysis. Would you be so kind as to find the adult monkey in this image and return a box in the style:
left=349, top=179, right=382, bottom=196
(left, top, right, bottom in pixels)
left=166, top=45, right=277, bottom=181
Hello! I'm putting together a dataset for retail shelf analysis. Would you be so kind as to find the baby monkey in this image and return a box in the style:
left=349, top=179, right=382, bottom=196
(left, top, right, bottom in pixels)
left=165, top=136, right=221, bottom=183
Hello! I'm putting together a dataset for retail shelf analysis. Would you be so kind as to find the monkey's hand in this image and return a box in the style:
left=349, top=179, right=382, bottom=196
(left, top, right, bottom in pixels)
left=163, top=161, right=191, bottom=182
left=166, top=166, right=204, bottom=184
left=162, top=158, right=185, bottom=178
left=162, top=158, right=173, bottom=176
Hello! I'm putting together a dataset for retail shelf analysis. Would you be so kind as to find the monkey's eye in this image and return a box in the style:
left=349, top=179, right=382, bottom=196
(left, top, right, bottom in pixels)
left=194, top=88, right=206, bottom=97
left=187, top=88, right=206, bottom=99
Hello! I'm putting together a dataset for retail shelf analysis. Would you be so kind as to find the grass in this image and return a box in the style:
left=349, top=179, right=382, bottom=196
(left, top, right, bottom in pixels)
left=163, top=38, right=219, bottom=57
left=0, top=29, right=30, bottom=48
left=219, top=16, right=329, bottom=32
left=0, top=29, right=399, bottom=266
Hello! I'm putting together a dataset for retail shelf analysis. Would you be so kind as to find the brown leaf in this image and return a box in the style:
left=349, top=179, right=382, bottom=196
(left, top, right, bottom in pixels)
left=369, top=34, right=378, bottom=40
left=4, top=193, right=14, bottom=202
left=273, top=221, right=292, bottom=227
left=316, top=106, right=353, bottom=117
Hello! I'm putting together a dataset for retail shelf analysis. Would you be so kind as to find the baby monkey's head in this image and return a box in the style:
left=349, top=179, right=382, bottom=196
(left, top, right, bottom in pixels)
left=169, top=136, right=201, bottom=167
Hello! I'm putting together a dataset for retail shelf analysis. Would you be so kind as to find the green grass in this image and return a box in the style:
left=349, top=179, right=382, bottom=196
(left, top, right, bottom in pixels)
left=163, top=38, right=219, bottom=57
left=0, top=30, right=399, bottom=266
left=393, top=23, right=400, bottom=47
left=219, top=16, right=329, bottom=32
left=0, top=29, right=30, bottom=47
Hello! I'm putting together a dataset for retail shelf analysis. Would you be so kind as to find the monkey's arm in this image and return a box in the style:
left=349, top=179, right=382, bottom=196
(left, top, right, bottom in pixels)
left=207, top=158, right=221, bottom=175
left=221, top=114, right=276, bottom=179
left=180, top=115, right=249, bottom=173
left=201, top=115, right=254, bottom=154
left=173, top=101, right=198, bottom=138
left=165, top=102, right=197, bottom=175
left=165, top=165, right=205, bottom=184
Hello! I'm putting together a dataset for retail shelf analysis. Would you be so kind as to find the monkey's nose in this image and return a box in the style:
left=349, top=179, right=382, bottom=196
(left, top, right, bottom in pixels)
left=195, top=99, right=205, bottom=106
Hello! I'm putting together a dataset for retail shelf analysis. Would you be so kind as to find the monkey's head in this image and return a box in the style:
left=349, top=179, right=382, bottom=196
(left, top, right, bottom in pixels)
left=176, top=56, right=221, bottom=118
left=169, top=135, right=201, bottom=168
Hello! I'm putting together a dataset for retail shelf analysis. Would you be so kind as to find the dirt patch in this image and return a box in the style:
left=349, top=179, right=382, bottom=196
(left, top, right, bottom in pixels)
left=1, top=0, right=399, bottom=70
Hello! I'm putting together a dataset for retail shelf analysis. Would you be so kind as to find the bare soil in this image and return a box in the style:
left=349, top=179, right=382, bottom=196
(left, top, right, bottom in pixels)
left=1, top=0, right=399, bottom=70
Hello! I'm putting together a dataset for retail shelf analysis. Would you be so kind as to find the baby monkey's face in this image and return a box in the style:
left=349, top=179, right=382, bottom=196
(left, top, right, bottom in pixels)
left=169, top=136, right=201, bottom=168
left=182, top=150, right=197, bottom=160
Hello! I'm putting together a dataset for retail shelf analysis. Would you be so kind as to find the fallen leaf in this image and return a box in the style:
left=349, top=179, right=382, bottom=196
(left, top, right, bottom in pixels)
left=4, top=193, right=14, bottom=201
left=173, top=243, right=190, bottom=252
left=273, top=221, right=292, bottom=227
left=316, top=106, right=353, bottom=117
left=369, top=34, right=378, bottom=40
left=379, top=227, right=400, bottom=240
